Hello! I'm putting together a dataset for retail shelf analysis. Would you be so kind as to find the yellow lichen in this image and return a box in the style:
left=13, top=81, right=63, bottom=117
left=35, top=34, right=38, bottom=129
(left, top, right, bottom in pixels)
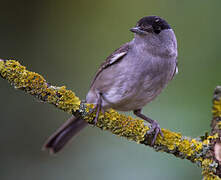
left=200, top=135, right=220, bottom=179
left=202, top=159, right=220, bottom=180
left=0, top=60, right=80, bottom=113
left=2, top=59, right=220, bottom=179
left=85, top=109, right=149, bottom=142
left=156, top=130, right=204, bottom=158
left=0, top=60, right=4, bottom=72
left=218, top=122, right=221, bottom=130
left=155, top=129, right=182, bottom=151
left=203, top=134, right=219, bottom=145
left=51, top=86, right=80, bottom=113
left=192, top=139, right=203, bottom=152
left=213, top=99, right=221, bottom=118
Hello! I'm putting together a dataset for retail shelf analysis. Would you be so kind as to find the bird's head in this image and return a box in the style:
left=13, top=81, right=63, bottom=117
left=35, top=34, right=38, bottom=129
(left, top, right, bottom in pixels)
left=130, top=16, right=171, bottom=35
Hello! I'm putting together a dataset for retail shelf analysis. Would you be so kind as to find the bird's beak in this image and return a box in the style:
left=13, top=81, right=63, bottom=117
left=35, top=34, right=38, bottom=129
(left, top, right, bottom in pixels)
left=130, top=26, right=152, bottom=35
left=130, top=27, right=146, bottom=35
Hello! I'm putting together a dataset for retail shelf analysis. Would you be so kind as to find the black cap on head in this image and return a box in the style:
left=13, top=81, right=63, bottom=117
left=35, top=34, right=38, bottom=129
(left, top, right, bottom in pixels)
left=136, top=16, right=171, bottom=34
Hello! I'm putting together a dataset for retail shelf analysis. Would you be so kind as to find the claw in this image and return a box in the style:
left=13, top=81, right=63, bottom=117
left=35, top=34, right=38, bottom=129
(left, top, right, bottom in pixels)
left=146, top=120, right=163, bottom=145
left=94, top=104, right=100, bottom=124
left=88, top=103, right=105, bottom=125
left=88, top=104, right=100, bottom=125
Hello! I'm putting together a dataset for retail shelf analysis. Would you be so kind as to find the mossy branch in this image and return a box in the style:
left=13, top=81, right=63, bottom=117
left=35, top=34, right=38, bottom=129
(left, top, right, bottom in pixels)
left=1, top=59, right=221, bottom=179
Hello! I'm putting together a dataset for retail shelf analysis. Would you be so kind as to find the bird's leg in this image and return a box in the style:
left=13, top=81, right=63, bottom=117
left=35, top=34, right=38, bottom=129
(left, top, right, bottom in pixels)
left=133, top=109, right=163, bottom=145
left=89, top=93, right=103, bottom=125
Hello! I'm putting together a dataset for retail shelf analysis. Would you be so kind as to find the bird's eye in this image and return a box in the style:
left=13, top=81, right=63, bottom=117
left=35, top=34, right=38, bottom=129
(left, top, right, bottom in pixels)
left=155, top=18, right=160, bottom=22
left=154, top=26, right=161, bottom=34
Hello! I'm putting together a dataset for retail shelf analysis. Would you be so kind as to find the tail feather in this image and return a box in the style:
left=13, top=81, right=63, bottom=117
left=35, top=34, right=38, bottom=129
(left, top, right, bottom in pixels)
left=43, top=116, right=87, bottom=154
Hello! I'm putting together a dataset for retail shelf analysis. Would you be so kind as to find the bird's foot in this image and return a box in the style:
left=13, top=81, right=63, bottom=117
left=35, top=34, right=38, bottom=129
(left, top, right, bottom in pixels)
left=89, top=104, right=105, bottom=125
left=146, top=120, right=164, bottom=145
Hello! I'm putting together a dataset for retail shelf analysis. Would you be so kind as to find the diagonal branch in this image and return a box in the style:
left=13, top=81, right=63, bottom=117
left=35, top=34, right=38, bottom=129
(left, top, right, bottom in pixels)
left=0, top=59, right=220, bottom=179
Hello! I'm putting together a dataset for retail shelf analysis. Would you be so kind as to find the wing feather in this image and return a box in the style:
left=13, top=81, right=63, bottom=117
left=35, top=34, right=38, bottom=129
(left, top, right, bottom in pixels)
left=171, top=58, right=178, bottom=80
left=90, top=43, right=129, bottom=88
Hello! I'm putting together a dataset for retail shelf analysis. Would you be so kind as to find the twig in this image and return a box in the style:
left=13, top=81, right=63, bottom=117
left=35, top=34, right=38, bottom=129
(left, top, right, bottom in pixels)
left=0, top=59, right=220, bottom=179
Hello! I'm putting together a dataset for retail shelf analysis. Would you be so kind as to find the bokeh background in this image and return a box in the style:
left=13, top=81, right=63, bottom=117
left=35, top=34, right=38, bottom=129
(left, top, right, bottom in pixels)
left=0, top=0, right=221, bottom=179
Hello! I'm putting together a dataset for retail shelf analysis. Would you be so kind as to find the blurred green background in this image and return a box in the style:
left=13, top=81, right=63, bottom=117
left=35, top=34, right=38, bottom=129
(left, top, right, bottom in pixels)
left=0, top=0, right=221, bottom=179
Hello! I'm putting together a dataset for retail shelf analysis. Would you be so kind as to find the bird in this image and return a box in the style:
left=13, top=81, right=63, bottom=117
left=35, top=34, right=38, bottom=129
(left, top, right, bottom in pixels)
left=44, top=16, right=178, bottom=154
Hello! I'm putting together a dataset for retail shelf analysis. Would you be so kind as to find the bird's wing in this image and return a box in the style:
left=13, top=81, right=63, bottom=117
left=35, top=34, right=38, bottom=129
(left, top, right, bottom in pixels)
left=171, top=58, right=178, bottom=80
left=90, top=43, right=130, bottom=88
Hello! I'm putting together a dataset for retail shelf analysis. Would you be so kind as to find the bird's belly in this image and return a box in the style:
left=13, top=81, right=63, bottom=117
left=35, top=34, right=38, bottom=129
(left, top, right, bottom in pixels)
left=102, top=74, right=166, bottom=111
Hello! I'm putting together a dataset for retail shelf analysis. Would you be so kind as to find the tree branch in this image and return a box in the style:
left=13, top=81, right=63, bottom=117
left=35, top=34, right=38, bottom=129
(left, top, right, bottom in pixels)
left=0, top=59, right=220, bottom=179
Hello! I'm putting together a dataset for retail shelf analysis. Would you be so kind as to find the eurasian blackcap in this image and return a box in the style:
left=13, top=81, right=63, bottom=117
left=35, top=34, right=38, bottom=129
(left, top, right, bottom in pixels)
left=44, top=16, right=178, bottom=153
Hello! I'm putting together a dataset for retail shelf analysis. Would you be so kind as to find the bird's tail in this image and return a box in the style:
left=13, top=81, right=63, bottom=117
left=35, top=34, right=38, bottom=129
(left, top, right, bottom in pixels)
left=43, top=115, right=87, bottom=154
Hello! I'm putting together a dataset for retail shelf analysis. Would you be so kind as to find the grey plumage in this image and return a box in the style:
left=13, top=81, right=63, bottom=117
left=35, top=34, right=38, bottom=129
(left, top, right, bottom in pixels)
left=44, top=16, right=178, bottom=153
left=87, top=28, right=177, bottom=111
